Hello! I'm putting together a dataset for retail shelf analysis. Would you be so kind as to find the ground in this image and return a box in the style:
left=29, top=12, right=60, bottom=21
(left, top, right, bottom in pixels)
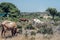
left=0, top=31, right=60, bottom=40
left=0, top=18, right=60, bottom=40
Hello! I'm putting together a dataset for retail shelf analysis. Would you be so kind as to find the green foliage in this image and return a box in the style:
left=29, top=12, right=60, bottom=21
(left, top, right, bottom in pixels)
left=46, top=8, right=57, bottom=20
left=17, top=25, right=22, bottom=34
left=40, top=16, right=43, bottom=19
left=0, top=8, right=3, bottom=13
left=0, top=2, right=20, bottom=17
left=17, top=25, right=22, bottom=29
left=37, top=25, right=53, bottom=34
left=54, top=17, right=60, bottom=21
left=31, top=31, right=36, bottom=35
left=56, top=12, right=60, bottom=17
left=25, top=24, right=35, bottom=30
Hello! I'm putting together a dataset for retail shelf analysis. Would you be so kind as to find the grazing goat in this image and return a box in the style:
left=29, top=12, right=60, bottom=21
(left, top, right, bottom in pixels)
left=1, top=20, right=17, bottom=37
left=19, top=18, right=29, bottom=22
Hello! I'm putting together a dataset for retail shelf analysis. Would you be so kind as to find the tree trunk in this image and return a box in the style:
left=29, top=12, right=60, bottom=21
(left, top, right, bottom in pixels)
left=52, top=15, right=54, bottom=20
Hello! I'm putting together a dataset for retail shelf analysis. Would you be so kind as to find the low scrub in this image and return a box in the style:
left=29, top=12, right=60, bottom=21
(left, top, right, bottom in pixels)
left=37, top=25, right=53, bottom=34
left=25, top=24, right=35, bottom=30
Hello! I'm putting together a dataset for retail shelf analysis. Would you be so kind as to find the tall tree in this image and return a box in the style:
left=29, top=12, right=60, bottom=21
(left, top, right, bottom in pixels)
left=0, top=2, right=20, bottom=17
left=46, top=8, right=57, bottom=20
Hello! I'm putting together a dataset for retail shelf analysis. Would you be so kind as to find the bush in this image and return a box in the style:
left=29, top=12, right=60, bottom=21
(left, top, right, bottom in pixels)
left=31, top=31, right=36, bottom=35
left=17, top=25, right=22, bottom=34
left=37, top=25, right=53, bottom=34
left=37, top=27, right=47, bottom=34
left=40, top=16, right=43, bottom=19
left=25, top=24, right=35, bottom=30
left=46, top=28, right=53, bottom=34
left=17, top=25, right=22, bottom=29
left=54, top=17, right=60, bottom=21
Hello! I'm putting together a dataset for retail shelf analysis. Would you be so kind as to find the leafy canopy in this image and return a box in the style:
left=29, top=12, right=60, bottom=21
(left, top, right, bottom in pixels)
left=0, top=2, right=20, bottom=17
left=46, top=8, right=57, bottom=20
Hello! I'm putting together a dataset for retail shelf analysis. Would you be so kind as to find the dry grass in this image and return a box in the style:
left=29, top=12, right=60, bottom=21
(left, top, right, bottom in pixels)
left=0, top=31, right=60, bottom=40
left=0, top=20, right=60, bottom=40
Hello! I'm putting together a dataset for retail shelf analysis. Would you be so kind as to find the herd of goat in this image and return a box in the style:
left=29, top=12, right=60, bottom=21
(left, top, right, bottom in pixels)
left=0, top=18, right=52, bottom=38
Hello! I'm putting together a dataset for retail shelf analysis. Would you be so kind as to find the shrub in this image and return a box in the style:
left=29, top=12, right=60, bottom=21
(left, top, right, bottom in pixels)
left=40, top=16, right=43, bottom=19
left=31, top=31, right=36, bottom=35
left=17, top=25, right=22, bottom=29
left=17, top=25, right=22, bottom=34
left=54, top=17, right=60, bottom=21
left=46, top=28, right=53, bottom=34
left=37, top=25, right=53, bottom=34
left=25, top=24, right=35, bottom=30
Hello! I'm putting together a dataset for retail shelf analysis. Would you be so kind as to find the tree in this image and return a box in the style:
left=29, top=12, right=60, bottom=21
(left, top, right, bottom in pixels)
left=0, top=2, right=20, bottom=17
left=0, top=7, right=3, bottom=13
left=46, top=8, right=57, bottom=20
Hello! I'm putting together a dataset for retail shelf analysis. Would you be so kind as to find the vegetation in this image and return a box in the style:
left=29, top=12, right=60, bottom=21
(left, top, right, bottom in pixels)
left=56, top=12, right=60, bottom=17
left=46, top=8, right=57, bottom=21
left=25, top=24, right=35, bottom=30
left=31, top=31, right=36, bottom=35
left=37, top=25, right=53, bottom=34
left=0, top=3, right=20, bottom=17
left=0, top=2, right=60, bottom=40
left=0, top=2, right=60, bottom=36
left=0, top=2, right=20, bottom=22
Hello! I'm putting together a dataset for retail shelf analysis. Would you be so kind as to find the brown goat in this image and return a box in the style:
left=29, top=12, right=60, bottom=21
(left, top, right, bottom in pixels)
left=19, top=18, right=29, bottom=22
left=1, top=20, right=17, bottom=37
